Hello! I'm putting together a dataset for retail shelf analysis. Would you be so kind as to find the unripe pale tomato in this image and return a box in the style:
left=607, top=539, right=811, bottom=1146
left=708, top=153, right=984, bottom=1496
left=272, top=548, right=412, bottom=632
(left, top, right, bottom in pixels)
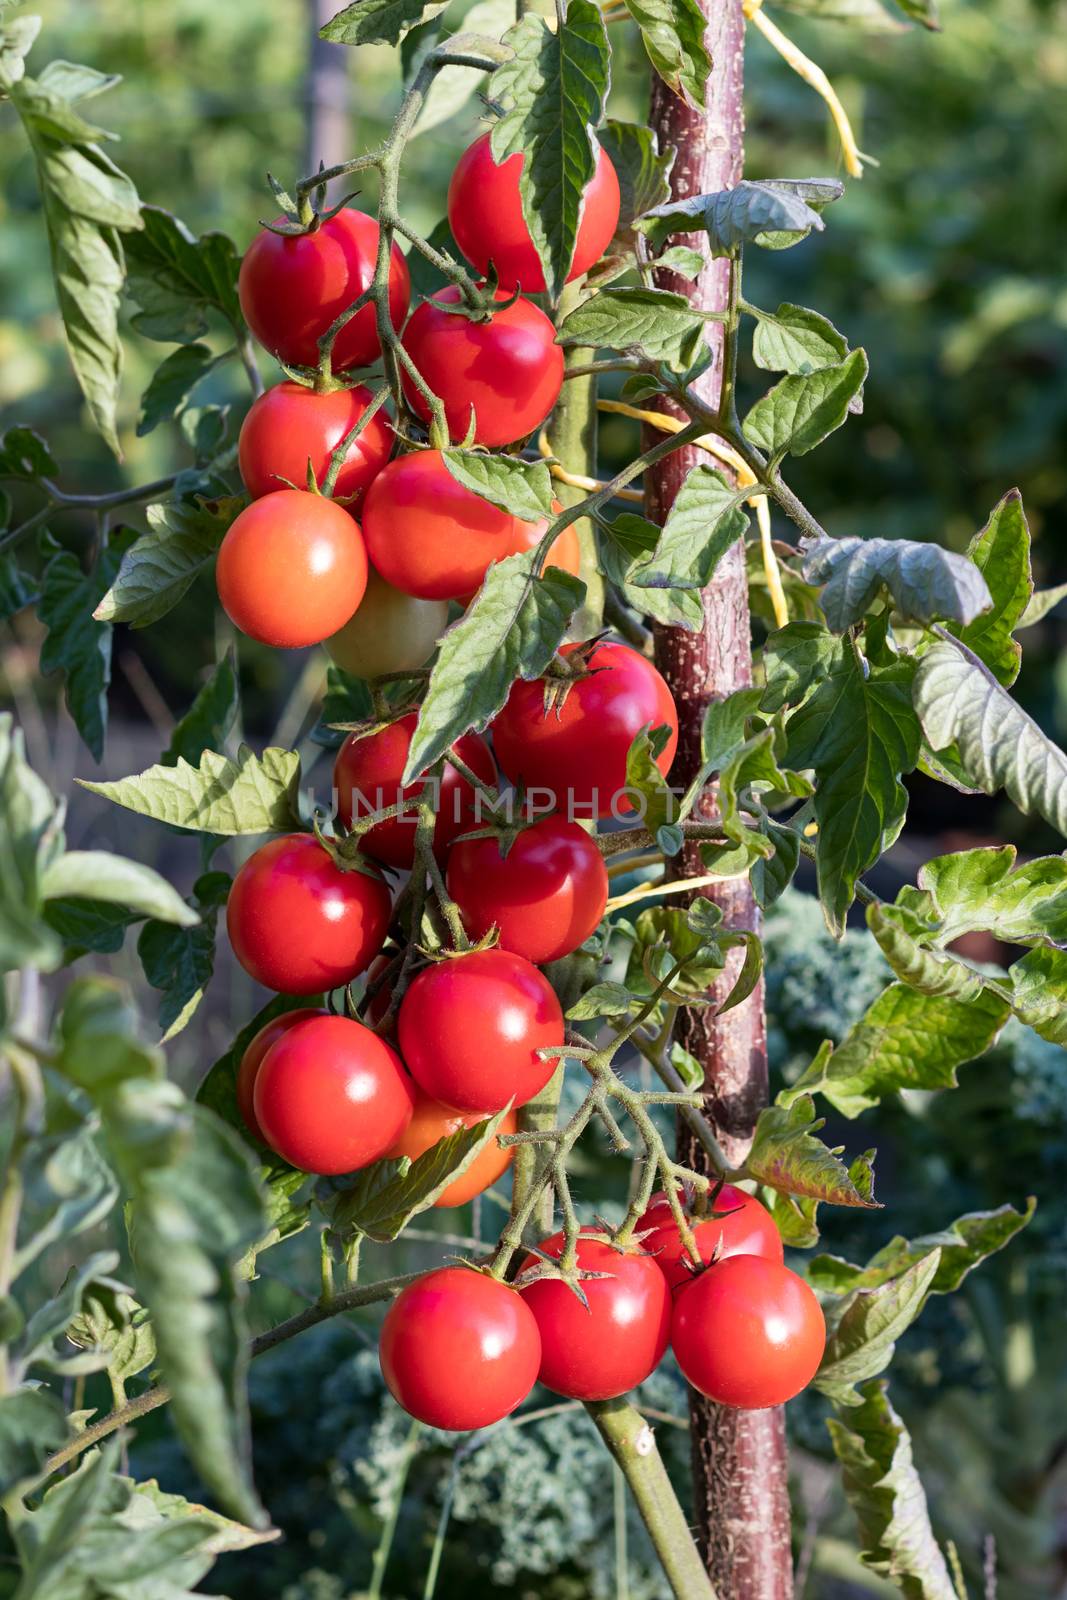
left=671, top=1255, right=826, bottom=1408
left=238, top=208, right=410, bottom=372
left=518, top=1233, right=671, bottom=1401
left=379, top=1267, right=541, bottom=1430
left=383, top=1088, right=518, bottom=1208
left=636, top=1186, right=784, bottom=1290
left=332, top=712, right=496, bottom=870
left=252, top=1013, right=414, bottom=1174
left=446, top=816, right=608, bottom=964
left=362, top=449, right=577, bottom=603
left=324, top=564, right=448, bottom=680
left=448, top=133, right=621, bottom=292
left=226, top=834, right=391, bottom=994
left=491, top=641, right=679, bottom=819
left=238, top=381, right=392, bottom=505
left=401, top=288, right=564, bottom=448
left=236, top=1006, right=327, bottom=1143
left=216, top=489, right=368, bottom=648
left=397, top=948, right=563, bottom=1113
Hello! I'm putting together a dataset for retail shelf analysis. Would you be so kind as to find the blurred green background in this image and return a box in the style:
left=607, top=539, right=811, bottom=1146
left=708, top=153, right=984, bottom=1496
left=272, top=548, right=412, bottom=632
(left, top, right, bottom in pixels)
left=2, top=0, right=1066, bottom=1595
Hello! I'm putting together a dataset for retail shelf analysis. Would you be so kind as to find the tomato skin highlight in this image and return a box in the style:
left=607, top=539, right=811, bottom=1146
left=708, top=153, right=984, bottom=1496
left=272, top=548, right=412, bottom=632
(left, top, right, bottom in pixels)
left=448, top=133, right=621, bottom=292
left=383, top=1089, right=518, bottom=1208
left=252, top=1014, right=414, bottom=1175
left=671, top=1254, right=826, bottom=1409
left=379, top=1267, right=541, bottom=1430
left=401, top=288, right=564, bottom=448
left=236, top=1007, right=327, bottom=1143
left=238, top=209, right=410, bottom=372
left=397, top=948, right=564, bottom=1113
left=363, top=450, right=576, bottom=603
left=333, top=712, right=496, bottom=870
left=324, top=565, right=447, bottom=680
left=491, top=641, right=679, bottom=819
left=446, top=817, right=608, bottom=964
left=216, top=489, right=368, bottom=648
left=518, top=1233, right=671, bottom=1401
left=226, top=834, right=391, bottom=994
left=636, top=1187, right=784, bottom=1290
left=238, top=381, right=392, bottom=505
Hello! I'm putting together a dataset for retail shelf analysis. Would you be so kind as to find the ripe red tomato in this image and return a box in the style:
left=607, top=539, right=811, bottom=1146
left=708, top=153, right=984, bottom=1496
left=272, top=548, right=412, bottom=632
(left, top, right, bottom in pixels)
left=671, top=1255, right=826, bottom=1408
left=379, top=1267, right=541, bottom=1430
left=226, top=834, right=391, bottom=994
left=455, top=507, right=581, bottom=608
left=238, top=381, right=392, bottom=505
left=216, top=489, right=368, bottom=648
left=333, top=713, right=495, bottom=870
left=238, top=208, right=410, bottom=372
left=491, top=642, right=679, bottom=819
left=401, top=288, right=564, bottom=448
left=236, top=1007, right=326, bottom=1143
left=383, top=1088, right=518, bottom=1208
left=324, top=565, right=447, bottom=680
left=637, top=1186, right=784, bottom=1290
left=397, top=948, right=563, bottom=1113
left=252, top=1013, right=413, bottom=1174
left=518, top=1233, right=671, bottom=1401
left=363, top=449, right=577, bottom=602
left=446, top=817, right=608, bottom=964
left=448, top=133, right=621, bottom=292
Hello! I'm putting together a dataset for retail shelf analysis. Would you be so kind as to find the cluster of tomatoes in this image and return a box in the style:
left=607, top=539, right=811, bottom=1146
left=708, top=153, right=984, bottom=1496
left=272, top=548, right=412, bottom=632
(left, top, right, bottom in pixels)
left=222, top=130, right=826, bottom=1428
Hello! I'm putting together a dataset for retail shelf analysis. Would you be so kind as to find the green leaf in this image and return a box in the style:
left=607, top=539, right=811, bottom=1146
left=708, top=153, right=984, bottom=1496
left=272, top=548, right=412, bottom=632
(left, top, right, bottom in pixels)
left=914, top=845, right=1067, bottom=946
left=914, top=638, right=1067, bottom=835
left=79, top=744, right=300, bottom=835
left=327, top=1111, right=509, bottom=1241
left=38, top=534, right=124, bottom=762
left=816, top=1251, right=941, bottom=1405
left=750, top=301, right=849, bottom=374
left=1008, top=946, right=1067, bottom=1046
left=567, top=981, right=642, bottom=1021
left=311, top=665, right=374, bottom=750
left=410, top=0, right=513, bottom=135
left=0, top=554, right=39, bottom=622
left=623, top=905, right=727, bottom=999
left=827, top=1381, right=956, bottom=1600
left=14, top=1249, right=121, bottom=1378
left=746, top=1094, right=880, bottom=1209
left=137, top=871, right=230, bottom=1040
left=94, top=495, right=241, bottom=628
left=865, top=901, right=990, bottom=1003
left=761, top=618, right=843, bottom=713
left=137, top=343, right=222, bottom=436
left=743, top=349, right=868, bottom=461
left=597, top=514, right=702, bottom=628
left=320, top=0, right=449, bottom=47
left=43, top=897, right=139, bottom=959
left=403, top=552, right=583, bottom=782
left=0, top=713, right=64, bottom=974
left=620, top=0, right=710, bottom=107
left=0, top=424, right=58, bottom=480
left=15, top=1125, right=118, bottom=1278
left=1019, top=580, right=1067, bottom=629
left=592, top=121, right=675, bottom=283
left=40, top=851, right=199, bottom=928
left=630, top=465, right=749, bottom=590
left=638, top=178, right=844, bottom=255
left=164, top=649, right=240, bottom=768
left=751, top=818, right=802, bottom=910
left=800, top=533, right=991, bottom=633
left=67, top=1282, right=156, bottom=1403
left=0, top=11, right=41, bottom=90
left=490, top=0, right=610, bottom=300
left=556, top=285, right=707, bottom=373
left=783, top=981, right=1009, bottom=1117
left=809, top=1200, right=1035, bottom=1298
left=625, top=725, right=678, bottom=838
left=125, top=205, right=243, bottom=344
left=0, top=1388, right=69, bottom=1497
left=950, top=489, right=1031, bottom=686
left=441, top=449, right=554, bottom=522
left=784, top=642, right=920, bottom=935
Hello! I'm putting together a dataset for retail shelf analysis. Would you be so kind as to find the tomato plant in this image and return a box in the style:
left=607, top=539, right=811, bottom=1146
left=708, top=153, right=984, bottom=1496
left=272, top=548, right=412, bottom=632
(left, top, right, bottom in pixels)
left=636, top=1186, right=783, bottom=1289
left=236, top=1007, right=327, bottom=1143
left=238, top=381, right=392, bottom=504
left=384, top=1089, right=518, bottom=1207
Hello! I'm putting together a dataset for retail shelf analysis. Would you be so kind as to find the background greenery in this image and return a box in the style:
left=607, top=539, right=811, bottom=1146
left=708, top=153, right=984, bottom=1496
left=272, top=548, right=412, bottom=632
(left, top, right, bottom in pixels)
left=2, top=0, right=1065, bottom=1594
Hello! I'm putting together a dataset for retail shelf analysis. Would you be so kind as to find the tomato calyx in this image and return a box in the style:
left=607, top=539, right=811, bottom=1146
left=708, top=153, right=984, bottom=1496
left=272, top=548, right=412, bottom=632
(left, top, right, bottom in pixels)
left=311, top=816, right=392, bottom=882
left=257, top=168, right=362, bottom=238
left=428, top=268, right=521, bottom=325
left=448, top=807, right=553, bottom=861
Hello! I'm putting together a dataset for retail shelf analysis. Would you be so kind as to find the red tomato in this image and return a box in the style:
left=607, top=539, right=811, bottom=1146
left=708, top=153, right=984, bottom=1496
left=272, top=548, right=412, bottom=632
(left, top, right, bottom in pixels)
left=397, top=948, right=563, bottom=1113
left=637, top=1186, right=784, bottom=1290
left=252, top=1013, right=414, bottom=1174
left=333, top=713, right=496, bottom=870
left=226, top=834, right=391, bottom=994
left=236, top=1007, right=326, bottom=1143
left=379, top=1267, right=541, bottom=1430
left=383, top=1088, right=518, bottom=1208
left=324, top=565, right=448, bottom=680
left=518, top=1233, right=671, bottom=1401
left=446, top=817, right=608, bottom=964
left=448, top=133, right=621, bottom=292
left=238, top=209, right=410, bottom=372
left=491, top=641, right=679, bottom=819
left=671, top=1255, right=826, bottom=1408
left=238, top=381, right=392, bottom=505
left=363, top=450, right=577, bottom=602
left=216, top=489, right=368, bottom=648
left=455, top=512, right=581, bottom=608
left=401, top=288, right=564, bottom=448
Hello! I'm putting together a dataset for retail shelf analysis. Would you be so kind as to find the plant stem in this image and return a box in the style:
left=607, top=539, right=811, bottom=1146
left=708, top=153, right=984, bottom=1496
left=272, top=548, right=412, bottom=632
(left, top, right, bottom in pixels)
left=549, top=278, right=605, bottom=632
left=0, top=474, right=180, bottom=556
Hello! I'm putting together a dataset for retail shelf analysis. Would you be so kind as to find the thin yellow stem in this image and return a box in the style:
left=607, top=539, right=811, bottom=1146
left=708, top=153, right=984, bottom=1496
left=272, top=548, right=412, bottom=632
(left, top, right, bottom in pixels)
left=755, top=495, right=790, bottom=629
left=537, top=431, right=644, bottom=503
left=743, top=0, right=869, bottom=180
left=605, top=872, right=729, bottom=915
